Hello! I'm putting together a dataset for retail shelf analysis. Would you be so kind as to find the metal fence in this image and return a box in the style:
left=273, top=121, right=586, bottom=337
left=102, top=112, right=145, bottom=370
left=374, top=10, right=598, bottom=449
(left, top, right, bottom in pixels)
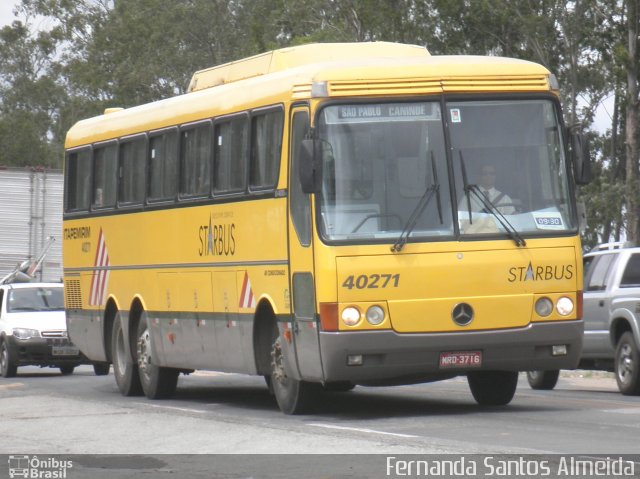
left=0, top=167, right=63, bottom=282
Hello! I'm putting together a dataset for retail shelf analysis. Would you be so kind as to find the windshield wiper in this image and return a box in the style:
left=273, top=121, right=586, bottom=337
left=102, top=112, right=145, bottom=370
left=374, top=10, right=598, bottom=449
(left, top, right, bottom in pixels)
left=459, top=152, right=526, bottom=247
left=391, top=152, right=443, bottom=253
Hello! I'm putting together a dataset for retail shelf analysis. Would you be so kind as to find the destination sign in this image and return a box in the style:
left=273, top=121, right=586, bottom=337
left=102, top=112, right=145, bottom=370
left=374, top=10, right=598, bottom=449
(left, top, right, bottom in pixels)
left=323, top=102, right=440, bottom=124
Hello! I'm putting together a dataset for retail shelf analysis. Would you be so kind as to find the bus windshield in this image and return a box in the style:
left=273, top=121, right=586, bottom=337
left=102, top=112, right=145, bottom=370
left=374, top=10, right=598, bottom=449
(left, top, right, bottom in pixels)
left=316, top=98, right=575, bottom=243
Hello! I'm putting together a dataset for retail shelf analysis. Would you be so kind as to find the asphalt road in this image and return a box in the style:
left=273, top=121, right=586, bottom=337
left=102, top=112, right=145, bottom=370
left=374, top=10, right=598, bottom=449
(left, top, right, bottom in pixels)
left=1, top=366, right=639, bottom=477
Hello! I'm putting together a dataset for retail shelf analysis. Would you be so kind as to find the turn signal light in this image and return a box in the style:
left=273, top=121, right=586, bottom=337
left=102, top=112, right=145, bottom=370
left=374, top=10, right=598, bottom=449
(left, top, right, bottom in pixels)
left=319, top=302, right=338, bottom=331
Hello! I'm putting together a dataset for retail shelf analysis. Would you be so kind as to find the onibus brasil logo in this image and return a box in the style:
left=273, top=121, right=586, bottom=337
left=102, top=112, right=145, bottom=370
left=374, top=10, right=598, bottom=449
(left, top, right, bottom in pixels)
left=8, top=455, right=73, bottom=478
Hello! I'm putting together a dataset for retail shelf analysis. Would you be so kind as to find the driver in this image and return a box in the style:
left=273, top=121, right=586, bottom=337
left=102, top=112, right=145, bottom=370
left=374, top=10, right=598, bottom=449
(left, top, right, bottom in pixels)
left=463, top=164, right=515, bottom=215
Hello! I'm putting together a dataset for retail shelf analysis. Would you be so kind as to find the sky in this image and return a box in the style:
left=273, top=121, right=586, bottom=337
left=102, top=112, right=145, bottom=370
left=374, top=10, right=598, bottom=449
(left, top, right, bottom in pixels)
left=0, top=0, right=18, bottom=27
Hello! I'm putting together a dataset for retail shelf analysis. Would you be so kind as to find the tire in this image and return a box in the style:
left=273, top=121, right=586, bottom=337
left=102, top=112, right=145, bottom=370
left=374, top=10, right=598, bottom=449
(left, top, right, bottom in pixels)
left=0, top=340, right=17, bottom=378
left=136, top=313, right=178, bottom=399
left=614, top=331, right=640, bottom=395
left=59, top=366, right=75, bottom=375
left=93, top=362, right=110, bottom=376
left=467, top=371, right=518, bottom=406
left=264, top=375, right=274, bottom=394
left=111, top=312, right=143, bottom=396
left=270, top=329, right=321, bottom=414
left=526, top=370, right=560, bottom=390
left=323, top=381, right=355, bottom=392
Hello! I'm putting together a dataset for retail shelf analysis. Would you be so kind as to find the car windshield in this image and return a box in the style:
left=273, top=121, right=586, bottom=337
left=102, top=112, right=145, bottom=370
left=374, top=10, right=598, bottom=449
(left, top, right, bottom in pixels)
left=315, top=98, right=576, bottom=244
left=7, top=287, right=64, bottom=312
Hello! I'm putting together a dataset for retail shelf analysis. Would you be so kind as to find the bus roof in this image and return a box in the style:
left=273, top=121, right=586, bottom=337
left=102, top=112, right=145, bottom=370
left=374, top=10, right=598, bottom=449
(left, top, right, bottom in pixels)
left=65, top=42, right=553, bottom=149
left=187, top=42, right=429, bottom=92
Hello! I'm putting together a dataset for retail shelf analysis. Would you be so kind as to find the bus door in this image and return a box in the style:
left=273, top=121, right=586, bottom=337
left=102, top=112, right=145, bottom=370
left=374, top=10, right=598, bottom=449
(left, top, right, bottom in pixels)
left=287, top=106, right=324, bottom=380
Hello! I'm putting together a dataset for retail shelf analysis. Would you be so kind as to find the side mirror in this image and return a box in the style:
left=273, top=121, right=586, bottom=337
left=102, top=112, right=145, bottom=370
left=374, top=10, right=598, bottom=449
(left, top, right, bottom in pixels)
left=299, top=139, right=317, bottom=194
left=570, top=131, right=591, bottom=185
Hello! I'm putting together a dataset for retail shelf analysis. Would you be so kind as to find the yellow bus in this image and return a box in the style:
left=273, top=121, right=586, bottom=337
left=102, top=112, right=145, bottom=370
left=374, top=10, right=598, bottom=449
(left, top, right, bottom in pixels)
left=63, top=42, right=591, bottom=414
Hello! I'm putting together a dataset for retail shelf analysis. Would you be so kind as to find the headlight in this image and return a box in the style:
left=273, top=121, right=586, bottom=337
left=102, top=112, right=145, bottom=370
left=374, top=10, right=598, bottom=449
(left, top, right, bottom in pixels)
left=365, top=305, right=385, bottom=325
left=13, top=328, right=40, bottom=340
left=556, top=297, right=574, bottom=316
left=341, top=307, right=361, bottom=326
left=535, top=297, right=553, bottom=317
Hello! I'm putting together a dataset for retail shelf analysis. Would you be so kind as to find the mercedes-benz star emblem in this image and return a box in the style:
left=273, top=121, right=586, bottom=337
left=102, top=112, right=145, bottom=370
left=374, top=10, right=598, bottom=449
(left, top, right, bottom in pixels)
left=452, top=303, right=474, bottom=326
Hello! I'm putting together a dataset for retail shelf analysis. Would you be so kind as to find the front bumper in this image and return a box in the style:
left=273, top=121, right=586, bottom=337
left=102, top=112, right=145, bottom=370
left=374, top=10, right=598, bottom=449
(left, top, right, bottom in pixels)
left=6, top=335, right=89, bottom=367
left=319, top=320, right=583, bottom=385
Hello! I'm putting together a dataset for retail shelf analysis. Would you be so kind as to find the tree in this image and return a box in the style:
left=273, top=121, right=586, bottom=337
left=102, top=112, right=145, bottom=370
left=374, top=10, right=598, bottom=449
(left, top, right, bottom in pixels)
left=624, top=0, right=639, bottom=242
left=0, top=20, right=66, bottom=167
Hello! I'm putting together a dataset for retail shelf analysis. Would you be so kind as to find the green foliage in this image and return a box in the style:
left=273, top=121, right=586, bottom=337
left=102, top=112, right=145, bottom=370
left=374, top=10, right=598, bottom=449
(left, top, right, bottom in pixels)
left=0, top=0, right=635, bottom=242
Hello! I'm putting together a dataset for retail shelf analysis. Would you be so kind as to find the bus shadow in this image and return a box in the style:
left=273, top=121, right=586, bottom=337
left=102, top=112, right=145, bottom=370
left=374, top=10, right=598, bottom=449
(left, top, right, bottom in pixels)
left=164, top=376, right=552, bottom=419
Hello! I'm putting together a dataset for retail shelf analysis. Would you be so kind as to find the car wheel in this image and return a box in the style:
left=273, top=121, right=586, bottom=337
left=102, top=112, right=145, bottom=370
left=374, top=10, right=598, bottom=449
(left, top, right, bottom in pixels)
left=111, top=312, right=142, bottom=396
left=467, top=371, right=518, bottom=406
left=270, top=327, right=321, bottom=414
left=526, top=370, right=560, bottom=390
left=615, top=332, right=640, bottom=395
left=59, top=366, right=75, bottom=375
left=136, top=313, right=178, bottom=399
left=0, top=340, right=17, bottom=378
left=93, top=362, right=110, bottom=376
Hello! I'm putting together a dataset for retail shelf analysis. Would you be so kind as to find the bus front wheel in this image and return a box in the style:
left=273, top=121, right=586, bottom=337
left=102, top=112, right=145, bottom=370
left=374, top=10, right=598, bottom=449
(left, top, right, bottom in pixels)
left=111, top=312, right=143, bottom=396
left=467, top=370, right=518, bottom=406
left=136, top=313, right=178, bottom=399
left=270, top=332, right=320, bottom=414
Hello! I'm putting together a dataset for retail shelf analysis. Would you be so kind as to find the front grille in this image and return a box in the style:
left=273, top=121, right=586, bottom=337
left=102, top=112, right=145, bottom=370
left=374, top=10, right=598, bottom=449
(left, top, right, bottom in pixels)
left=41, top=330, right=67, bottom=338
left=45, top=337, right=72, bottom=346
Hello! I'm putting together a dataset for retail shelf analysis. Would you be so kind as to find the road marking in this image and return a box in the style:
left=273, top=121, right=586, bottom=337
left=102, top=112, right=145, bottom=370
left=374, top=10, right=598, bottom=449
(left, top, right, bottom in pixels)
left=307, top=423, right=419, bottom=438
left=603, top=408, right=640, bottom=414
left=144, top=404, right=207, bottom=414
left=0, top=383, right=24, bottom=390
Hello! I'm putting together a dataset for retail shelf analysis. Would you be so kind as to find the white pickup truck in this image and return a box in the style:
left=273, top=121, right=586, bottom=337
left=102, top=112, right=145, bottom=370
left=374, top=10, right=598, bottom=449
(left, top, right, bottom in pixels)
left=527, top=242, right=640, bottom=395
left=0, top=282, right=109, bottom=377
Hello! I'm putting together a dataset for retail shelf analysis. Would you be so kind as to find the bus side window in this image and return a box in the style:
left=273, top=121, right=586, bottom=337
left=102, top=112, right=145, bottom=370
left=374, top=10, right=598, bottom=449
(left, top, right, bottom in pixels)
left=65, top=148, right=92, bottom=212
left=180, top=122, right=212, bottom=198
left=93, top=142, right=117, bottom=209
left=215, top=115, right=248, bottom=195
left=148, top=129, right=178, bottom=202
left=119, top=136, right=147, bottom=205
left=250, top=109, right=283, bottom=191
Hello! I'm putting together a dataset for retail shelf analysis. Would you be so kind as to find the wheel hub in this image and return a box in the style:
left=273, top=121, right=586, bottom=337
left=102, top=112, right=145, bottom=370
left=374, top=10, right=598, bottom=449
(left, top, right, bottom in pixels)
left=137, top=328, right=152, bottom=375
left=270, top=338, right=287, bottom=384
left=618, top=344, right=634, bottom=384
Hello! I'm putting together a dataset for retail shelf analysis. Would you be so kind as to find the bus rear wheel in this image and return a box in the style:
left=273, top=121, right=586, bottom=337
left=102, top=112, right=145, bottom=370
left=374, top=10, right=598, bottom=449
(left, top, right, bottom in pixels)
left=270, top=332, right=320, bottom=414
left=111, top=312, right=142, bottom=396
left=467, top=371, right=518, bottom=406
left=136, top=314, right=178, bottom=399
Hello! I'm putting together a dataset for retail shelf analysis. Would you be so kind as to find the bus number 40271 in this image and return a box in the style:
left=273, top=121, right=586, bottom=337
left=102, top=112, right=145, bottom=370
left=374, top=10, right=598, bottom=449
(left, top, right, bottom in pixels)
left=342, top=273, right=400, bottom=290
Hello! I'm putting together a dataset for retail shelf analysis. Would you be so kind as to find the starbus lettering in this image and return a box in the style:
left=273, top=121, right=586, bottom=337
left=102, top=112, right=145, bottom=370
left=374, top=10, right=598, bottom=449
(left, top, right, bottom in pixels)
left=198, top=215, right=236, bottom=257
left=508, top=262, right=574, bottom=282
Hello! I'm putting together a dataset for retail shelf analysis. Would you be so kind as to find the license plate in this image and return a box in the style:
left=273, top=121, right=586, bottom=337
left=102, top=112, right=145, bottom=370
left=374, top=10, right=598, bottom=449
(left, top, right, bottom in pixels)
left=439, top=351, right=482, bottom=369
left=52, top=346, right=80, bottom=356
